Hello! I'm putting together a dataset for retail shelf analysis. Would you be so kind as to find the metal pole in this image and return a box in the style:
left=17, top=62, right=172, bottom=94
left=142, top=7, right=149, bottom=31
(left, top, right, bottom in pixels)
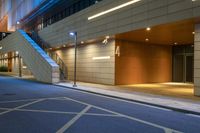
left=73, top=33, right=77, bottom=87
left=18, top=55, right=22, bottom=77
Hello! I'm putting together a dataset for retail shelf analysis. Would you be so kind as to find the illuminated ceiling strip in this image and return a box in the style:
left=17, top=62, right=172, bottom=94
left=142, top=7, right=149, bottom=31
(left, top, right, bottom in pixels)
left=88, top=0, right=141, bottom=20
left=92, top=56, right=111, bottom=60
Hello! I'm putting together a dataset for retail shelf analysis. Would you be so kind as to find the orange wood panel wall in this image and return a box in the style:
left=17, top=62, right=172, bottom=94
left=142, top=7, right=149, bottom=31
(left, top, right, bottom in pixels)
left=115, top=40, right=172, bottom=85
left=0, top=15, right=8, bottom=32
left=8, top=52, right=12, bottom=72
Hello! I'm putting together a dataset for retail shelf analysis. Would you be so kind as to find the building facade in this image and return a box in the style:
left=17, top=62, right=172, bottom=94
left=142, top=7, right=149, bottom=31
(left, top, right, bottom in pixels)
left=0, top=0, right=200, bottom=96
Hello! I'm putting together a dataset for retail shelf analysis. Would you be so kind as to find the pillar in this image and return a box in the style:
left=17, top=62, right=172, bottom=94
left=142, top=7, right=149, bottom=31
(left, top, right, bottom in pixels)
left=194, top=24, right=200, bottom=96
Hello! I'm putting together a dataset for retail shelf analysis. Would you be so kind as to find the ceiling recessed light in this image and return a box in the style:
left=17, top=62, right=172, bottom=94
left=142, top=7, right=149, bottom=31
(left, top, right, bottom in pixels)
left=146, top=27, right=151, bottom=31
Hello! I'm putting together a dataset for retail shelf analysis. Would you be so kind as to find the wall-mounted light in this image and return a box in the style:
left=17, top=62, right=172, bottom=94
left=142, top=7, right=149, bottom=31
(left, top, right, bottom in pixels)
left=145, top=38, right=149, bottom=42
left=102, top=36, right=110, bottom=45
left=92, top=56, right=111, bottom=60
left=88, top=0, right=141, bottom=20
left=0, top=46, right=2, bottom=50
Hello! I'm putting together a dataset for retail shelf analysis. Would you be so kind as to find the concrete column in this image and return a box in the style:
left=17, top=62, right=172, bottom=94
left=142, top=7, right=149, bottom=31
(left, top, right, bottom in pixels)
left=194, top=24, right=200, bottom=96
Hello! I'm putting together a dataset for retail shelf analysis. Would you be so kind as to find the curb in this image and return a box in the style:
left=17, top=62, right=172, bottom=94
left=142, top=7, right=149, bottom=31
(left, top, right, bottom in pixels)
left=55, top=84, right=200, bottom=116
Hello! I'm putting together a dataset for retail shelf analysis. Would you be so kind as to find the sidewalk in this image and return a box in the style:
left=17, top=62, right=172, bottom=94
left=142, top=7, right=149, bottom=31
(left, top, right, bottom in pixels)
left=56, top=81, right=200, bottom=115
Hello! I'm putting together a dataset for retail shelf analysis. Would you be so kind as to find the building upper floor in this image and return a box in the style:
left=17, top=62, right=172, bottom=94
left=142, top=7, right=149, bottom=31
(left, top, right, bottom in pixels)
left=0, top=0, right=103, bottom=32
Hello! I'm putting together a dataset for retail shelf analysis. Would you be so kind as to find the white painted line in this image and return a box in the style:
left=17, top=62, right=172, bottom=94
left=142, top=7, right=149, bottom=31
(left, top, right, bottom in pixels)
left=15, top=108, right=78, bottom=115
left=56, top=105, right=92, bottom=133
left=63, top=97, right=182, bottom=133
left=0, top=99, right=36, bottom=103
left=84, top=113, right=121, bottom=117
left=0, top=99, right=45, bottom=115
left=0, top=97, right=66, bottom=104
left=15, top=108, right=120, bottom=117
left=0, top=107, right=12, bottom=110
left=56, top=85, right=173, bottom=112
left=186, top=114, right=200, bottom=118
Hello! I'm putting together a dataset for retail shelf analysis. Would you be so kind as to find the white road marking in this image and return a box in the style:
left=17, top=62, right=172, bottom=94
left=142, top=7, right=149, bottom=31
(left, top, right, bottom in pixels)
left=186, top=113, right=200, bottom=118
left=56, top=105, right=92, bottom=133
left=0, top=97, right=66, bottom=104
left=56, top=85, right=173, bottom=112
left=0, top=99, right=45, bottom=115
left=0, top=107, right=120, bottom=117
left=62, top=97, right=182, bottom=133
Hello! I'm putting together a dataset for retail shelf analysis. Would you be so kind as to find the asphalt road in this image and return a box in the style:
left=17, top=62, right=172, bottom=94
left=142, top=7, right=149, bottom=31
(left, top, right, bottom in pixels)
left=0, top=76, right=200, bottom=133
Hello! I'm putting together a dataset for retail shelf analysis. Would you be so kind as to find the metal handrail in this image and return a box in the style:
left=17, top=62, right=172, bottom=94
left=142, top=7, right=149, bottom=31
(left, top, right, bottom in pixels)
left=29, top=32, right=67, bottom=80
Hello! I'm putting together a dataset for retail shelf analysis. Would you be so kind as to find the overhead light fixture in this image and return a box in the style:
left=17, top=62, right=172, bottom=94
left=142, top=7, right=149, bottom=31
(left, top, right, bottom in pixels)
left=92, top=56, right=111, bottom=60
left=146, top=27, right=151, bottom=31
left=16, top=51, right=19, bottom=55
left=192, top=32, right=195, bottom=35
left=145, top=38, right=149, bottom=42
left=88, top=0, right=141, bottom=20
left=81, top=41, right=84, bottom=44
left=174, top=42, right=178, bottom=45
left=63, top=45, right=66, bottom=47
left=106, top=36, right=110, bottom=39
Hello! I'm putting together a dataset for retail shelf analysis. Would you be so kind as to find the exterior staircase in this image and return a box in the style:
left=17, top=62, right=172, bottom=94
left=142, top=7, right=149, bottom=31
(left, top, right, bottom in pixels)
left=0, top=30, right=60, bottom=83
left=29, top=31, right=67, bottom=81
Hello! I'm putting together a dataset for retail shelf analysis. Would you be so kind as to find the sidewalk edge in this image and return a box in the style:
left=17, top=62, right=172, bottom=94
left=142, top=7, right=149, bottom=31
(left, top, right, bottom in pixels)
left=55, top=84, right=200, bottom=116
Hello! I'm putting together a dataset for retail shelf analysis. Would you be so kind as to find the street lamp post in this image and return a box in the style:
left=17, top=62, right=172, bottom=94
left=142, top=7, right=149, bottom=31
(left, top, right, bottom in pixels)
left=16, top=21, right=20, bottom=30
left=16, top=21, right=22, bottom=77
left=69, top=32, right=77, bottom=87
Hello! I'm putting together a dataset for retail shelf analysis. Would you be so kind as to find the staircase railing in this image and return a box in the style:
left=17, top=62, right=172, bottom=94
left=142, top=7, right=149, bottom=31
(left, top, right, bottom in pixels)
left=28, top=31, right=67, bottom=81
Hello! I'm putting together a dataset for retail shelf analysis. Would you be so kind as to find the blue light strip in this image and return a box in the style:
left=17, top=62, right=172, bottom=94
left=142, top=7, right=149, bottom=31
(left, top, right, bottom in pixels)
left=22, top=0, right=62, bottom=24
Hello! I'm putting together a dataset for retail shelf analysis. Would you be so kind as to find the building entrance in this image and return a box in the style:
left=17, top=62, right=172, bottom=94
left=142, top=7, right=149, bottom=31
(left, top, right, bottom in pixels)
left=173, top=45, right=194, bottom=83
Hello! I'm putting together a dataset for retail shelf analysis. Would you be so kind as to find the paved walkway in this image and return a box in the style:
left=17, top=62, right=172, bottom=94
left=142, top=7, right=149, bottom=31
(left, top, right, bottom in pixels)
left=57, top=81, right=200, bottom=114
